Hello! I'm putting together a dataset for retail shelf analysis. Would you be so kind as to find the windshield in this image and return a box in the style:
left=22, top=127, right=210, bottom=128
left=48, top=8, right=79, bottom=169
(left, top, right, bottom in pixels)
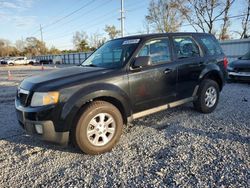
left=81, top=38, right=140, bottom=69
left=241, top=51, right=250, bottom=60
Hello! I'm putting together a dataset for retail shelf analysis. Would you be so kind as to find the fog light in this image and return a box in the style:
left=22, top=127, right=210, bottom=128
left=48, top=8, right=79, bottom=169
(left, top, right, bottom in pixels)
left=35, top=124, right=43, bottom=134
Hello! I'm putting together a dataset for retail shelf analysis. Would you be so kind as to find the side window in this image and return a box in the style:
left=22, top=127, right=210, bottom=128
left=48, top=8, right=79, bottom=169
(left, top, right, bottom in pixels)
left=138, top=38, right=171, bottom=65
left=173, top=36, right=200, bottom=59
left=200, top=36, right=223, bottom=55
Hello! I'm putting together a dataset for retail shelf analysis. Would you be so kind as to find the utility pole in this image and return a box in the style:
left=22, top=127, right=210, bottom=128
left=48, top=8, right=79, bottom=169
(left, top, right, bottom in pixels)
left=40, top=24, right=43, bottom=42
left=120, top=0, right=125, bottom=37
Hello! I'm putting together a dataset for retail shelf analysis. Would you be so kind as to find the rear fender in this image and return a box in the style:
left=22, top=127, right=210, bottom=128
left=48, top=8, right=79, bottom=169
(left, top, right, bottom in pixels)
left=198, top=64, right=224, bottom=91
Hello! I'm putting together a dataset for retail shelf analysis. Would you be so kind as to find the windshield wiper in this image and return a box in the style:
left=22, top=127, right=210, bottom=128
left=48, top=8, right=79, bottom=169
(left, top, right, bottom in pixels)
left=81, top=64, right=98, bottom=67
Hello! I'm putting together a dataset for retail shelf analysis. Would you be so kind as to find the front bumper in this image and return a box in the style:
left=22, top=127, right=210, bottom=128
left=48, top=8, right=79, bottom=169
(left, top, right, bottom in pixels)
left=15, top=99, right=69, bottom=145
left=228, top=71, right=250, bottom=81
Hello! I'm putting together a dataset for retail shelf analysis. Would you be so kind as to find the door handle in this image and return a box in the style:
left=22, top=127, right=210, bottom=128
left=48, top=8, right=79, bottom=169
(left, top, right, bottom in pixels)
left=164, top=68, right=173, bottom=74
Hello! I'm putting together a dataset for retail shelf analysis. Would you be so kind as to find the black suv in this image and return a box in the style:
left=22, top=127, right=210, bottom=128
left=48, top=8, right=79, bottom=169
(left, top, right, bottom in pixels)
left=16, top=33, right=228, bottom=154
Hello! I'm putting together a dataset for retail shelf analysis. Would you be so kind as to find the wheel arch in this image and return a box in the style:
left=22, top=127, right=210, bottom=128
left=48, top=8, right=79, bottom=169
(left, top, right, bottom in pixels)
left=199, top=65, right=224, bottom=91
left=60, top=84, right=132, bottom=132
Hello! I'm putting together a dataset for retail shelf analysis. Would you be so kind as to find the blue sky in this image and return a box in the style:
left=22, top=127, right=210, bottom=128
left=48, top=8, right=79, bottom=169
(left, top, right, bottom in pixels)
left=0, top=0, right=247, bottom=50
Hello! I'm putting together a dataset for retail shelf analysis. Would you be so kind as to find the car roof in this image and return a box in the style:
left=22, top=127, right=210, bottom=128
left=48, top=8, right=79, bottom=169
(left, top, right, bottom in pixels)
left=116, top=32, right=212, bottom=40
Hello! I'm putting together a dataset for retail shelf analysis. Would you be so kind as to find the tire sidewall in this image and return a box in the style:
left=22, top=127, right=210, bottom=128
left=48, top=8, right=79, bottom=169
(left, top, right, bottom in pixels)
left=199, top=80, right=220, bottom=113
left=75, top=102, right=123, bottom=154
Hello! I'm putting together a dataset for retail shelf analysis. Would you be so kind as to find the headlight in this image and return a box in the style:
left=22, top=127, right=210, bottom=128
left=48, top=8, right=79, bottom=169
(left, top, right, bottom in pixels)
left=31, top=92, right=59, bottom=107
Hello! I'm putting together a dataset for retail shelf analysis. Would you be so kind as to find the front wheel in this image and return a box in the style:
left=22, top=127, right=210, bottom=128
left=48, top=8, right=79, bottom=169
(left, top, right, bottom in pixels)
left=73, top=101, right=123, bottom=155
left=193, top=79, right=220, bottom=113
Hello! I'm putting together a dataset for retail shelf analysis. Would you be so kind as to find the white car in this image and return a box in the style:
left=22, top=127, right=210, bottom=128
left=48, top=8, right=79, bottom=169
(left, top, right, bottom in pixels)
left=6, top=57, right=29, bottom=65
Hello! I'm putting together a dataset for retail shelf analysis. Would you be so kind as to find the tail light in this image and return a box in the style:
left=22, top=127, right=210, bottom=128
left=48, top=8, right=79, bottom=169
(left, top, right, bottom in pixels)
left=223, top=57, right=228, bottom=69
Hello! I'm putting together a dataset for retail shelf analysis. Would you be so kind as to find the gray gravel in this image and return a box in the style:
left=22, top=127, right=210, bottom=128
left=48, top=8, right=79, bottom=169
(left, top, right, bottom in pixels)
left=0, top=65, right=249, bottom=187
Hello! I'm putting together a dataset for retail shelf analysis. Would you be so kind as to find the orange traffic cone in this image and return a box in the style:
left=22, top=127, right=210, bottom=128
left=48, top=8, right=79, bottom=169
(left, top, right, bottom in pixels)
left=41, top=63, right=44, bottom=71
left=8, top=70, right=13, bottom=80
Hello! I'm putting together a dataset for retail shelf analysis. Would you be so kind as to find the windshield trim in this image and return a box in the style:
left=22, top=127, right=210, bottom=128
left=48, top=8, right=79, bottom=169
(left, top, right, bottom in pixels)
left=81, top=38, right=141, bottom=69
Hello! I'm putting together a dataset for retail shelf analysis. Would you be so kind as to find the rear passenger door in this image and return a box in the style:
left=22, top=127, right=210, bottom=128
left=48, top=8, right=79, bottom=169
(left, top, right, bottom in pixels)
left=173, top=36, right=205, bottom=100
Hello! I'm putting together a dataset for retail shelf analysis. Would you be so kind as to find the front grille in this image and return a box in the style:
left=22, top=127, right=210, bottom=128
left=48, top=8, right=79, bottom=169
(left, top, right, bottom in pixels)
left=17, top=88, right=29, bottom=106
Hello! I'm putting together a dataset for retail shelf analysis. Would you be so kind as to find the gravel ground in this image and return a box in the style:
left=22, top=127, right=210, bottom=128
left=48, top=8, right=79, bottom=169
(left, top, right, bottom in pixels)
left=0, top=65, right=249, bottom=187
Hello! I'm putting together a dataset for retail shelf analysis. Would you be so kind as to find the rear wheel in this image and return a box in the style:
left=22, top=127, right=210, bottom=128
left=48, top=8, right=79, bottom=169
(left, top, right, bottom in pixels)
left=193, top=79, right=219, bottom=113
left=73, top=101, right=123, bottom=155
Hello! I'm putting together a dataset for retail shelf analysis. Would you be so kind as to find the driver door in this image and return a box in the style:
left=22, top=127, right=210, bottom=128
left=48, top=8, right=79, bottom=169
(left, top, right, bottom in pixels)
left=128, top=37, right=178, bottom=113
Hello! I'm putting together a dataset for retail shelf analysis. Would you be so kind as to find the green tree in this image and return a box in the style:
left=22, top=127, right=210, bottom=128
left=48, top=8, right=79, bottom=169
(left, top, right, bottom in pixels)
left=104, top=25, right=120, bottom=39
left=73, top=31, right=90, bottom=52
left=145, top=0, right=186, bottom=33
left=24, top=37, right=47, bottom=56
left=49, top=46, right=61, bottom=55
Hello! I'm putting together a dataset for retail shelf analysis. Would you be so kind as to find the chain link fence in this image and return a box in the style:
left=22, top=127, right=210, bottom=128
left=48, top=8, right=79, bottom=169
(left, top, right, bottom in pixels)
left=35, top=52, right=93, bottom=65
left=35, top=38, right=250, bottom=64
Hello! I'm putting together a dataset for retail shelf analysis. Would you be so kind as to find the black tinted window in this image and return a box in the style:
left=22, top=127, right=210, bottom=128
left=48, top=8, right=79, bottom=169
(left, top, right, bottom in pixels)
left=138, top=38, right=171, bottom=65
left=200, top=36, right=223, bottom=55
left=173, top=37, right=200, bottom=59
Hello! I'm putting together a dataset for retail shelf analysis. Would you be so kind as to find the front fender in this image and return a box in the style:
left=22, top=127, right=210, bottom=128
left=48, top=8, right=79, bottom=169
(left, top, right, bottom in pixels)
left=59, top=83, right=131, bottom=132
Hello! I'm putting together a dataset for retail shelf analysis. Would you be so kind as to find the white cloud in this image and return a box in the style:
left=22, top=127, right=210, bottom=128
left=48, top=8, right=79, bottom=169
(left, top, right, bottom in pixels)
left=0, top=0, right=36, bottom=28
left=0, top=0, right=35, bottom=11
left=13, top=16, right=36, bottom=27
left=0, top=14, right=36, bottom=28
left=0, top=2, right=20, bottom=9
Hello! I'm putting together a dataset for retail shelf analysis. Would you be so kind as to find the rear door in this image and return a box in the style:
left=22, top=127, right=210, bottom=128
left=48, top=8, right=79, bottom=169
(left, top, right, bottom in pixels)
left=128, top=37, right=178, bottom=113
left=172, top=35, right=205, bottom=100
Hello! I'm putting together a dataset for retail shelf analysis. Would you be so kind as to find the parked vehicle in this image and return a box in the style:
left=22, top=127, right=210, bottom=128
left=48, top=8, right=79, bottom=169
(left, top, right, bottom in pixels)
left=15, top=33, right=228, bottom=154
left=227, top=51, right=250, bottom=81
left=27, top=58, right=39, bottom=65
left=53, top=56, right=63, bottom=64
left=0, top=57, right=10, bottom=64
left=2, top=57, right=35, bottom=65
left=39, top=59, right=53, bottom=64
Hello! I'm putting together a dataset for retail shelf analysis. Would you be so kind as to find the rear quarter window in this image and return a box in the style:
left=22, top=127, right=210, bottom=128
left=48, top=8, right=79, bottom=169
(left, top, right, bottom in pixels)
left=199, top=35, right=223, bottom=56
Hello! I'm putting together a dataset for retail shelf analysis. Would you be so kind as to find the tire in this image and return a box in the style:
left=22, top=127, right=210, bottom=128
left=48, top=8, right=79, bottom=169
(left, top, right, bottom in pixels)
left=193, top=79, right=220, bottom=113
left=73, top=101, right=123, bottom=155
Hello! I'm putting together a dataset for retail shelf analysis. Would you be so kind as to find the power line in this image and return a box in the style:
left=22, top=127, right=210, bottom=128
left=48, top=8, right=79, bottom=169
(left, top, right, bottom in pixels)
left=45, top=2, right=144, bottom=42
left=42, top=0, right=113, bottom=34
left=32, top=0, right=147, bottom=39
left=45, top=11, right=118, bottom=41
left=126, top=13, right=249, bottom=36
left=29, top=0, right=97, bottom=37
left=181, top=14, right=248, bottom=27
left=43, top=0, right=97, bottom=29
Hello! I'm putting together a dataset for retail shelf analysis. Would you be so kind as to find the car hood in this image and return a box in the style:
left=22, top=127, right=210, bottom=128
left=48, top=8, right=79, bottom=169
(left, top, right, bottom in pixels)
left=20, top=66, right=113, bottom=91
left=229, top=59, right=250, bottom=68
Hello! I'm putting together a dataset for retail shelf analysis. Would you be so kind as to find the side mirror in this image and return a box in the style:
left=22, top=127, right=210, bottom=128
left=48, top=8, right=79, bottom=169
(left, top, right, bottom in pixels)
left=238, top=56, right=242, bottom=60
left=133, top=56, right=152, bottom=69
